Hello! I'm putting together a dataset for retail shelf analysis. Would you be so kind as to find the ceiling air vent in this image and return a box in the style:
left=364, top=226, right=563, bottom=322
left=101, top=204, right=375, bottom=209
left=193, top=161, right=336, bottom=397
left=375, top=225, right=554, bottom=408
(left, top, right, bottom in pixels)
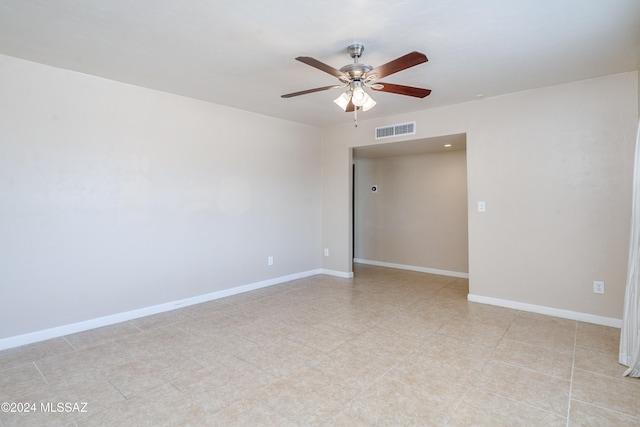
left=375, top=121, right=416, bottom=139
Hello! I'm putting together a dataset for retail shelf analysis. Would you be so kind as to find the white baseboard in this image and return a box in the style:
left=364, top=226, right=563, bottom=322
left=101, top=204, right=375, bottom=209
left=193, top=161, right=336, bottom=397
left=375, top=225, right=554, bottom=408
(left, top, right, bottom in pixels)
left=0, top=269, right=329, bottom=351
left=320, top=269, right=354, bottom=279
left=467, top=294, right=622, bottom=328
left=354, top=258, right=469, bottom=279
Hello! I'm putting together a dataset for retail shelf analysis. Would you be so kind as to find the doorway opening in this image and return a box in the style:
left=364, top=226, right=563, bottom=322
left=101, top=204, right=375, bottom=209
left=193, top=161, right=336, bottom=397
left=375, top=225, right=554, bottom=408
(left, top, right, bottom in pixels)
left=351, top=133, right=469, bottom=278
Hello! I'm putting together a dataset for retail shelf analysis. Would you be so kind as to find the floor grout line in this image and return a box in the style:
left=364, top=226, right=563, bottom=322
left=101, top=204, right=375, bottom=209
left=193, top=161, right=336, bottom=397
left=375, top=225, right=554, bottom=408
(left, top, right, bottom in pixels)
left=566, top=320, right=578, bottom=427
left=32, top=360, right=49, bottom=387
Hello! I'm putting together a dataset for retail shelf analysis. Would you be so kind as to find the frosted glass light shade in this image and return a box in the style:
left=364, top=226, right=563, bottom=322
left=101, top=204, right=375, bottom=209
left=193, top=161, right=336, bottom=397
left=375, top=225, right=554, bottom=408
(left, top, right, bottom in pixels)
left=351, top=86, right=366, bottom=106
left=333, top=92, right=351, bottom=110
left=362, top=94, right=376, bottom=111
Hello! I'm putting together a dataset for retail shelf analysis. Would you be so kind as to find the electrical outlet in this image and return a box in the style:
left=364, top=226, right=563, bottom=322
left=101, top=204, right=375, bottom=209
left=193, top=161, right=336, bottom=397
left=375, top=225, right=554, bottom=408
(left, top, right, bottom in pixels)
left=268, top=256, right=273, bottom=266
left=593, top=280, right=604, bottom=294
left=324, top=248, right=329, bottom=257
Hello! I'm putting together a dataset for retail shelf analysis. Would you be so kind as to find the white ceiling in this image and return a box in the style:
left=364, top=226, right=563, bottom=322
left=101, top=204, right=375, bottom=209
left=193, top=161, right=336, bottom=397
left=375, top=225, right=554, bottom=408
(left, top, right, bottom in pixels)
left=0, top=0, right=638, bottom=127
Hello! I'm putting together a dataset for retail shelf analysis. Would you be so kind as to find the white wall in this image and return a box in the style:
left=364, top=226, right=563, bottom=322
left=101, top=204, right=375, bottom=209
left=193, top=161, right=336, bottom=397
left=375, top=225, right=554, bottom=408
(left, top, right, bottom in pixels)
left=322, top=71, right=638, bottom=322
left=0, top=54, right=323, bottom=340
left=354, top=150, right=468, bottom=274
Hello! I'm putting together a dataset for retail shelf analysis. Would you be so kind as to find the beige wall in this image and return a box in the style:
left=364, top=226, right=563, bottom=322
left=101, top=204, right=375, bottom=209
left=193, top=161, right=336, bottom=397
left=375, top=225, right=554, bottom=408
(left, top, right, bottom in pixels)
left=1, top=49, right=637, bottom=344
left=322, top=71, right=638, bottom=321
left=0, top=54, right=323, bottom=340
left=354, top=150, right=468, bottom=274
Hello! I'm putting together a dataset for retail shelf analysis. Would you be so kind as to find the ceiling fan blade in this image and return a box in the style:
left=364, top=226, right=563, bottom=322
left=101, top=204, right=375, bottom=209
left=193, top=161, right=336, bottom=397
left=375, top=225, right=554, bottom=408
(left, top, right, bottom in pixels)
left=370, top=82, right=431, bottom=98
left=281, top=85, right=342, bottom=98
left=365, top=52, right=428, bottom=80
left=296, top=57, right=348, bottom=81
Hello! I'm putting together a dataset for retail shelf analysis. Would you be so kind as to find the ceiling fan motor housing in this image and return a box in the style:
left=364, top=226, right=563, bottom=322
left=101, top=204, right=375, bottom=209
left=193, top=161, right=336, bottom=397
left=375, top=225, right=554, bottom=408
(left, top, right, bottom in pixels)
left=341, top=44, right=373, bottom=82
left=339, top=63, right=373, bottom=81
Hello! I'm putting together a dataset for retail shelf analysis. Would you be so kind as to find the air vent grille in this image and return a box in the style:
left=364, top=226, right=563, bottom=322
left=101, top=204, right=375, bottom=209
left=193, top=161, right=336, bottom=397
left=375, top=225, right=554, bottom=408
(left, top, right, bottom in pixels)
left=375, top=121, right=416, bottom=139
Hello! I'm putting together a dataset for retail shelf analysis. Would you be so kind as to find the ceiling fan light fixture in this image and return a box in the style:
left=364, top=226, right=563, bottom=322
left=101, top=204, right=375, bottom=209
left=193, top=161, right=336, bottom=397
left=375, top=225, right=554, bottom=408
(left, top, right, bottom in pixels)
left=362, top=94, right=376, bottom=111
left=333, top=91, right=351, bottom=110
left=281, top=45, right=431, bottom=124
left=351, top=83, right=367, bottom=107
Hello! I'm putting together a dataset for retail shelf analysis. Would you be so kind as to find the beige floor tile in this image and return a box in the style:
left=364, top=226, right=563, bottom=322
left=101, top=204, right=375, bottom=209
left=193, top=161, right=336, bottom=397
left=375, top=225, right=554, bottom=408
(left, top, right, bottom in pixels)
left=340, top=374, right=467, bottom=426
left=434, top=296, right=474, bottom=313
left=449, top=388, right=567, bottom=426
left=172, top=312, right=242, bottom=339
left=401, top=300, right=457, bottom=326
left=513, top=311, right=577, bottom=335
left=574, top=345, right=634, bottom=380
left=454, top=303, right=519, bottom=329
left=2, top=265, right=638, bottom=426
left=319, top=307, right=391, bottom=333
left=311, top=345, right=399, bottom=390
left=327, top=407, right=375, bottom=427
left=367, top=290, right=428, bottom=309
left=1, top=377, right=125, bottom=427
left=233, top=300, right=287, bottom=322
left=64, top=322, right=141, bottom=350
left=576, top=322, right=621, bottom=354
left=416, top=332, right=495, bottom=372
left=0, top=406, right=79, bottom=427
left=257, top=291, right=310, bottom=309
left=229, top=317, right=301, bottom=345
left=386, top=350, right=477, bottom=390
left=347, top=298, right=401, bottom=318
left=572, top=368, right=640, bottom=418
left=172, top=358, right=273, bottom=413
left=100, top=359, right=171, bottom=398
left=207, top=398, right=298, bottom=426
left=285, top=321, right=357, bottom=353
left=435, top=282, right=469, bottom=299
left=181, top=333, right=257, bottom=367
left=252, top=365, right=362, bottom=425
left=492, top=338, right=574, bottom=379
left=303, top=295, right=352, bottom=315
left=376, top=312, right=441, bottom=341
left=569, top=400, right=640, bottom=426
left=0, top=363, right=47, bottom=401
left=113, top=324, right=200, bottom=358
left=577, top=322, right=621, bottom=339
left=81, top=382, right=216, bottom=426
left=35, top=342, right=131, bottom=385
left=0, top=338, right=74, bottom=371
left=348, top=326, right=421, bottom=359
left=126, top=309, right=193, bottom=331
left=234, top=336, right=324, bottom=377
left=178, top=298, right=234, bottom=317
left=102, top=349, right=204, bottom=398
left=503, top=321, right=575, bottom=354
left=436, top=317, right=509, bottom=347
left=221, top=287, right=277, bottom=305
left=475, top=360, right=571, bottom=416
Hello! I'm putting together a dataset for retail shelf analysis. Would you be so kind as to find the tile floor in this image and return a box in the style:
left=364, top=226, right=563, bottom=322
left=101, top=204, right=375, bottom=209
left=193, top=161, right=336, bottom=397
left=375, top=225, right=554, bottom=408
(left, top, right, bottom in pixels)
left=1, top=264, right=639, bottom=426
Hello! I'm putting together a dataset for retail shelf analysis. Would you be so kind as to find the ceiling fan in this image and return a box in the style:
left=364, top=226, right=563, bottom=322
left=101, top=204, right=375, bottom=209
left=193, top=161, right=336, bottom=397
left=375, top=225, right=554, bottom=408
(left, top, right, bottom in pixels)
left=281, top=44, right=431, bottom=125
